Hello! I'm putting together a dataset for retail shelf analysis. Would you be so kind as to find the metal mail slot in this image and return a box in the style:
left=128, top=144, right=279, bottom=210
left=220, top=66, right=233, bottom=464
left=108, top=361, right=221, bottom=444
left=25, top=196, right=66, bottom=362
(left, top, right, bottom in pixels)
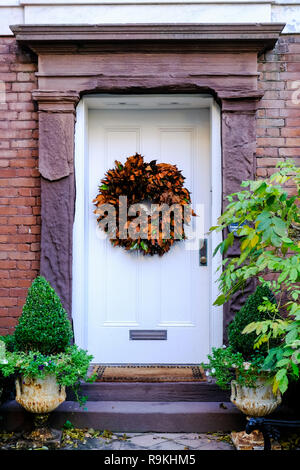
left=129, top=330, right=167, bottom=340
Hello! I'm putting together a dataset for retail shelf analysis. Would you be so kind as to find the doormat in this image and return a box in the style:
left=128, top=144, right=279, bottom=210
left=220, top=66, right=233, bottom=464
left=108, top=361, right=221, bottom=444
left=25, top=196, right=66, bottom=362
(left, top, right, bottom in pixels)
left=92, top=365, right=206, bottom=382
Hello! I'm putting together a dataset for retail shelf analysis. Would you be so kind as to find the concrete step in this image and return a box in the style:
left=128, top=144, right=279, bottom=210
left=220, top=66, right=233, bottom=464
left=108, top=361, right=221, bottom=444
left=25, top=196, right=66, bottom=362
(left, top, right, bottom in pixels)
left=1, top=400, right=245, bottom=433
left=66, top=381, right=230, bottom=402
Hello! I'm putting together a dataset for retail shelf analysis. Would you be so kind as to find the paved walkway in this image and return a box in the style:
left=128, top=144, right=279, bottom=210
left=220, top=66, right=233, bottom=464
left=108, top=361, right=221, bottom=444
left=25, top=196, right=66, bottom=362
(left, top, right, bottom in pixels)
left=60, top=430, right=235, bottom=450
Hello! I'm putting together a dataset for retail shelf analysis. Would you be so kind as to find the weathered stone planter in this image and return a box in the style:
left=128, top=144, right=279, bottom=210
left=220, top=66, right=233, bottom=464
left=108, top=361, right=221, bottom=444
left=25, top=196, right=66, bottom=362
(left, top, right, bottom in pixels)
left=230, top=376, right=282, bottom=418
left=15, top=374, right=66, bottom=414
left=230, top=375, right=282, bottom=450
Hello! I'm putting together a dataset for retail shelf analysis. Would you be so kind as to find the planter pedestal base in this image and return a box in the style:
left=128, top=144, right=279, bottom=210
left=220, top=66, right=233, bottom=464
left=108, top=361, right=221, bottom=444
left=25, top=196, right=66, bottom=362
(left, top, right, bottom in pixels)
left=231, top=430, right=281, bottom=450
left=21, top=413, right=62, bottom=449
left=19, top=429, right=62, bottom=450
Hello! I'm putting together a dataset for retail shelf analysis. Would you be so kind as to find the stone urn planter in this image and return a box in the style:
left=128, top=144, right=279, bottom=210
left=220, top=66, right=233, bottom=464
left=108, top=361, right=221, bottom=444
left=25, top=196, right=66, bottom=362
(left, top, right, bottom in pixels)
left=230, top=373, right=282, bottom=450
left=15, top=374, right=66, bottom=414
left=230, top=376, right=282, bottom=417
left=15, top=374, right=66, bottom=446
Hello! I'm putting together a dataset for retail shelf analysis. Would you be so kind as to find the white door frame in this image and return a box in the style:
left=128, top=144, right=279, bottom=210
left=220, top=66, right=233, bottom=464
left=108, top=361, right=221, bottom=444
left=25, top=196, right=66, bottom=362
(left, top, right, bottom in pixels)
left=72, top=94, right=223, bottom=360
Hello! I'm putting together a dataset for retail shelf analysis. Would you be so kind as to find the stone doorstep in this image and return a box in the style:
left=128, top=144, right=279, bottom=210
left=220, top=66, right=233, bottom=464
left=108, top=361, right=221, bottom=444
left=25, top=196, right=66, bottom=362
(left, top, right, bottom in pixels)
left=66, top=380, right=230, bottom=402
left=1, top=400, right=246, bottom=434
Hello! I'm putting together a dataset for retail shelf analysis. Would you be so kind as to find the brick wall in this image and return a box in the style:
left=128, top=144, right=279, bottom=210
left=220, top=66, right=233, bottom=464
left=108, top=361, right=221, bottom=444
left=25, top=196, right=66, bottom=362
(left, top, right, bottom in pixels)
left=0, top=38, right=39, bottom=335
left=257, top=34, right=300, bottom=192
left=0, top=35, right=299, bottom=334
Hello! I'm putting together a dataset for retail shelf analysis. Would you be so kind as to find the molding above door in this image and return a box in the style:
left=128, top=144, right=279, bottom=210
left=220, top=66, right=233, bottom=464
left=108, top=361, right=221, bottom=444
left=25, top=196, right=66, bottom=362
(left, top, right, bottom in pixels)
left=11, top=23, right=284, bottom=55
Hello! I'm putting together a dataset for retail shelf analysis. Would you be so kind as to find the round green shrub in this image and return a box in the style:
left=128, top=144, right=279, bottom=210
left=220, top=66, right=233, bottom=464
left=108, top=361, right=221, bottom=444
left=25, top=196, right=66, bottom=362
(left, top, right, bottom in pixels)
left=227, top=284, right=277, bottom=359
left=14, top=276, right=73, bottom=355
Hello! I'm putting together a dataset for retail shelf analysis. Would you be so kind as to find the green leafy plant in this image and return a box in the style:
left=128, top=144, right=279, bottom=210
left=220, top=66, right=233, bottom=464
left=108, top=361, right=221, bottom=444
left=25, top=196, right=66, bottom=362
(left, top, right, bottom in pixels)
left=228, top=284, right=279, bottom=359
left=0, top=345, right=95, bottom=408
left=203, top=346, right=265, bottom=390
left=0, top=334, right=16, bottom=353
left=210, top=160, right=299, bottom=307
left=210, top=159, right=300, bottom=395
left=243, top=301, right=300, bottom=394
left=14, top=276, right=73, bottom=355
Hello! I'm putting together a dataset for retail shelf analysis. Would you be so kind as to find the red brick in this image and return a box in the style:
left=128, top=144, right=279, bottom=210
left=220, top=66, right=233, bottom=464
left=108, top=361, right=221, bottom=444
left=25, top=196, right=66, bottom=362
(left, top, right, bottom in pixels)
left=0, top=54, right=16, bottom=64
left=256, top=157, right=284, bottom=167
left=0, top=288, right=9, bottom=296
left=11, top=140, right=36, bottom=149
left=9, top=159, right=37, bottom=168
left=11, top=120, right=37, bottom=130
left=8, top=216, right=36, bottom=225
left=256, top=118, right=285, bottom=127
left=258, top=100, right=285, bottom=109
left=286, top=118, right=300, bottom=127
left=10, top=63, right=36, bottom=72
left=17, top=92, right=34, bottom=102
left=2, top=178, right=37, bottom=188
left=256, top=137, right=285, bottom=147
left=30, top=242, right=40, bottom=252
left=8, top=103, right=34, bottom=112
left=0, top=226, right=16, bottom=234
left=256, top=168, right=268, bottom=177
left=0, top=207, right=18, bottom=216
left=0, top=298, right=17, bottom=307
left=286, top=138, right=300, bottom=146
left=0, top=72, right=16, bottom=81
left=0, top=317, right=18, bottom=327
left=281, top=128, right=300, bottom=137
left=279, top=148, right=300, bottom=157
left=0, top=111, right=18, bottom=120
left=12, top=82, right=35, bottom=92
left=0, top=271, right=9, bottom=279
left=0, top=141, right=10, bottom=149
left=8, top=251, right=36, bottom=261
left=0, top=188, right=18, bottom=197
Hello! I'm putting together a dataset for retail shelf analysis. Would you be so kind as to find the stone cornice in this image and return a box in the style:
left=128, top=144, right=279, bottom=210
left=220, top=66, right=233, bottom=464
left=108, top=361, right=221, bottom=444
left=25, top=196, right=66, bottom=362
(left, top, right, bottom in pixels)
left=32, top=90, right=80, bottom=112
left=11, top=23, right=285, bottom=55
left=219, top=89, right=264, bottom=112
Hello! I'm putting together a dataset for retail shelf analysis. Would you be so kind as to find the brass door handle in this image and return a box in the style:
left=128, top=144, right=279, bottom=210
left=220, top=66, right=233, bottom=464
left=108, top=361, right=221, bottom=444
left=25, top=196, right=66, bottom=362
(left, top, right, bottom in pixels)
left=199, top=239, right=208, bottom=266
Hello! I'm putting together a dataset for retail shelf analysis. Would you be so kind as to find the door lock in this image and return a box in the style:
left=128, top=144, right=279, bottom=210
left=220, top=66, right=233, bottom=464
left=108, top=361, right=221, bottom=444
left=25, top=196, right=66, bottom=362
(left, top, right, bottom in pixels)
left=199, top=238, right=208, bottom=266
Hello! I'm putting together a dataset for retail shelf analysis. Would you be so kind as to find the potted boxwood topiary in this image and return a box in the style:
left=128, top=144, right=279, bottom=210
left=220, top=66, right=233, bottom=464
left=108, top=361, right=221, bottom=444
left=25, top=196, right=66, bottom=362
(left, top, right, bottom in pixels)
left=0, top=276, right=94, bottom=440
left=227, top=284, right=278, bottom=360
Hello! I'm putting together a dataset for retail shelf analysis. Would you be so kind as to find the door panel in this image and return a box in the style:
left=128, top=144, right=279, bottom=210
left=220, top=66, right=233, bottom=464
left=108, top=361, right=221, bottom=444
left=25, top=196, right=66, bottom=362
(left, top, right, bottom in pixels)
left=87, top=108, right=211, bottom=363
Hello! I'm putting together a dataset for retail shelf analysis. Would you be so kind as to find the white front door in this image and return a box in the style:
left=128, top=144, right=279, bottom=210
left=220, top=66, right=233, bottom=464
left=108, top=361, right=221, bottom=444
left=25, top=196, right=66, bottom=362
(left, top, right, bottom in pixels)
left=83, top=103, right=213, bottom=364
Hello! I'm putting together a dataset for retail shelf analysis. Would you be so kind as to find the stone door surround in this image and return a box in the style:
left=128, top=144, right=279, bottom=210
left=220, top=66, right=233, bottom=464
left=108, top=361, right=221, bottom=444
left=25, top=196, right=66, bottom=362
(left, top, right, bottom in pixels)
left=11, top=23, right=284, bottom=325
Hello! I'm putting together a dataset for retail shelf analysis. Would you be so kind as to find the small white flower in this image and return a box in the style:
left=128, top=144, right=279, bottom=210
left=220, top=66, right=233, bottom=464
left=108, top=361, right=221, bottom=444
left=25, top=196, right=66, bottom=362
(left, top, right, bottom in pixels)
left=211, top=368, right=216, bottom=374
left=0, top=359, right=8, bottom=364
left=205, top=370, right=210, bottom=376
left=222, top=345, right=227, bottom=349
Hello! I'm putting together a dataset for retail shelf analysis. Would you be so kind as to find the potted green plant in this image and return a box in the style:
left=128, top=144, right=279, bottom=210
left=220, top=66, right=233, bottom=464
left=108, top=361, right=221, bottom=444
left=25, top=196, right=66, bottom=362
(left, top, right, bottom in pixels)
left=207, top=159, right=299, bottom=448
left=209, top=159, right=300, bottom=396
left=204, top=285, right=282, bottom=418
left=0, top=276, right=95, bottom=439
left=242, top=295, right=300, bottom=398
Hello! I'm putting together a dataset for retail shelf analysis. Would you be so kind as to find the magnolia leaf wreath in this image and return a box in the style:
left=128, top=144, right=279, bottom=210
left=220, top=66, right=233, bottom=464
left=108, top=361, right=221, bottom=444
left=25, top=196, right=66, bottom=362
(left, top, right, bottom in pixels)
left=93, top=153, right=196, bottom=256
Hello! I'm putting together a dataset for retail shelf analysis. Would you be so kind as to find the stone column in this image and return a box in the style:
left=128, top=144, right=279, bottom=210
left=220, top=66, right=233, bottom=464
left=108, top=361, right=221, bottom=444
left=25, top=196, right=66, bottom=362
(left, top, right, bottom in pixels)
left=220, top=92, right=263, bottom=341
left=33, top=91, right=80, bottom=319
